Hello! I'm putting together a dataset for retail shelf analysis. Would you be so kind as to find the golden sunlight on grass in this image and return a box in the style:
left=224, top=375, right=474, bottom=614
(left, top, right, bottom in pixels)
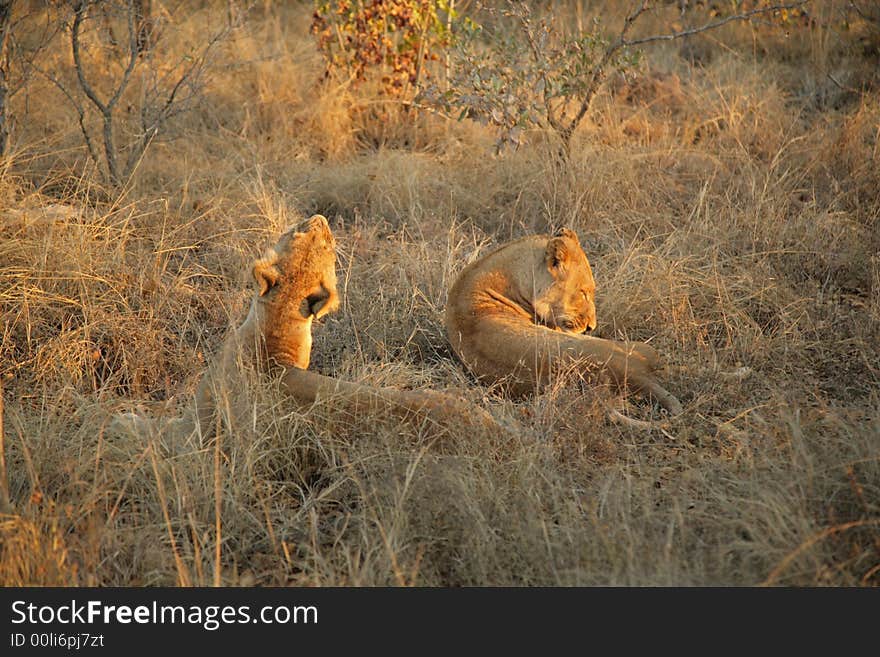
left=0, top=1, right=878, bottom=586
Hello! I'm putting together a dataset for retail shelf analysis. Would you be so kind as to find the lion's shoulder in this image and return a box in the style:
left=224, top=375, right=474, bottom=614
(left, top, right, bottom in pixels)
left=447, top=229, right=595, bottom=332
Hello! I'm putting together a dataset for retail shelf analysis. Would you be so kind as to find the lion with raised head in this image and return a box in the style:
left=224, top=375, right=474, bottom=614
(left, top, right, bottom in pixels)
left=445, top=228, right=681, bottom=417
left=194, top=215, right=501, bottom=438
left=193, top=214, right=339, bottom=432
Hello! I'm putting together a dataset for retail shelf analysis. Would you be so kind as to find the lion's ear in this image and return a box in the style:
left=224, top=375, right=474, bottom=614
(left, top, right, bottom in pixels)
left=546, top=236, right=570, bottom=271
left=554, top=227, right=580, bottom=243
left=252, top=252, right=280, bottom=297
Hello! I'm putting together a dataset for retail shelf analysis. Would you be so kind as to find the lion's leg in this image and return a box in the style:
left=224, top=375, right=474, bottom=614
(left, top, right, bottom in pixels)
left=630, top=375, right=683, bottom=416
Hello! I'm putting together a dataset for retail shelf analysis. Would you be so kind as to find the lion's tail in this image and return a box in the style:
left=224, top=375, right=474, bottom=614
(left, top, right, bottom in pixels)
left=280, top=367, right=505, bottom=436
left=607, top=374, right=683, bottom=430
left=638, top=376, right=682, bottom=417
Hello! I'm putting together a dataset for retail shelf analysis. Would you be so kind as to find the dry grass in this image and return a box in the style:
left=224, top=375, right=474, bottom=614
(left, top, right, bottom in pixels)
left=1, top=1, right=878, bottom=586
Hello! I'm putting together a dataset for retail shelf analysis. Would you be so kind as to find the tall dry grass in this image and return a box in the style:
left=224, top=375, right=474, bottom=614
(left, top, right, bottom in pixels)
left=0, top=1, right=878, bottom=586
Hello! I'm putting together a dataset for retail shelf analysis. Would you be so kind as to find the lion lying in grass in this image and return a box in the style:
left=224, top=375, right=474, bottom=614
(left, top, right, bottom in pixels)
left=193, top=215, right=501, bottom=438
left=445, top=228, right=682, bottom=421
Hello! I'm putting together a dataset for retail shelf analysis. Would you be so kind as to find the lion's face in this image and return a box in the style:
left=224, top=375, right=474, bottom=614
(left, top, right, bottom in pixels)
left=250, top=214, right=339, bottom=365
left=531, top=228, right=597, bottom=334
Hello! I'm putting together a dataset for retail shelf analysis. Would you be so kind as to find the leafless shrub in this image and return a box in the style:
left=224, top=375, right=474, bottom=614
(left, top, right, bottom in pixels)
left=40, top=0, right=238, bottom=187
left=0, top=1, right=61, bottom=157
left=0, top=1, right=11, bottom=156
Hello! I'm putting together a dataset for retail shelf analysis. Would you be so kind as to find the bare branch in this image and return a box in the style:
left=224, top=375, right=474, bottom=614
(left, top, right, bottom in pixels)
left=622, top=1, right=810, bottom=48
left=71, top=0, right=143, bottom=183
left=512, top=3, right=564, bottom=134
left=123, top=18, right=231, bottom=178
left=3, top=5, right=63, bottom=99
left=72, top=0, right=124, bottom=182
left=0, top=0, right=11, bottom=155
left=45, top=0, right=237, bottom=185
left=562, top=0, right=809, bottom=150
left=36, top=66, right=102, bottom=170
left=134, top=0, right=154, bottom=53
left=848, top=1, right=880, bottom=25
left=71, top=1, right=107, bottom=115
left=620, top=0, right=652, bottom=44
left=563, top=0, right=648, bottom=145
left=105, top=0, right=139, bottom=112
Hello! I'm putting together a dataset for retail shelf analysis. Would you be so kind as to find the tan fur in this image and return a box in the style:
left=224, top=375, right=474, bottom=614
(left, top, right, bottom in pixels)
left=195, top=215, right=502, bottom=438
left=445, top=229, right=682, bottom=415
left=194, top=214, right=339, bottom=434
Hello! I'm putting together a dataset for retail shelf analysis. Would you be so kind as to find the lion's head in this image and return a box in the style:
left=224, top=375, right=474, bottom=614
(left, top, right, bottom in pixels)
left=249, top=214, right=339, bottom=367
left=531, top=228, right=597, bottom=334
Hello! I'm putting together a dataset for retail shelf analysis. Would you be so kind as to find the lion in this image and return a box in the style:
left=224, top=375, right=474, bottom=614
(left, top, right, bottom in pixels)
left=445, top=228, right=682, bottom=421
left=193, top=214, right=501, bottom=438
left=193, top=213, right=340, bottom=433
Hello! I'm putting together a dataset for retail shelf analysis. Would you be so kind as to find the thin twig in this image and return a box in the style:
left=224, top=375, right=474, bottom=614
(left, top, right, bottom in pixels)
left=623, top=1, right=810, bottom=48
left=562, top=0, right=808, bottom=149
left=124, top=13, right=230, bottom=178
left=563, top=0, right=649, bottom=146
left=2, top=6, right=66, bottom=155
left=514, top=3, right=564, bottom=135
left=37, top=67, right=103, bottom=169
